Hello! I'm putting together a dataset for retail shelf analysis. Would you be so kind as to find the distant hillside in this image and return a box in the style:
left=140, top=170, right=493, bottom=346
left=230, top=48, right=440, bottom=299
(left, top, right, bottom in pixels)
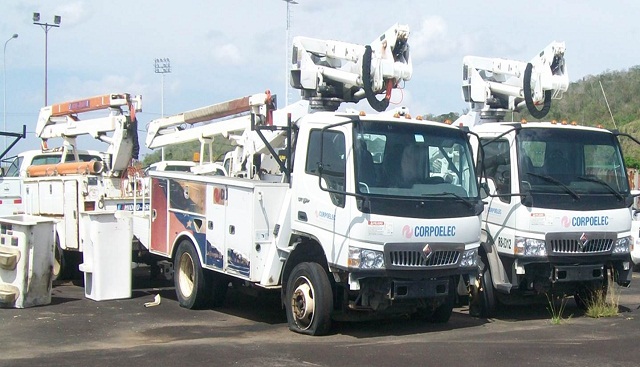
left=524, top=66, right=640, bottom=168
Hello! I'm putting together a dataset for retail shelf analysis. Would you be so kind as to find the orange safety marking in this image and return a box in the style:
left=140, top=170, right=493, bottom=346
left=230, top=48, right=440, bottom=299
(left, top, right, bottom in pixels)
left=50, top=94, right=127, bottom=117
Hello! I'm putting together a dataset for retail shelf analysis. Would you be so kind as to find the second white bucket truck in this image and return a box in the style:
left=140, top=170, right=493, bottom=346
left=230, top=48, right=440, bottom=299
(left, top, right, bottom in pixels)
left=457, top=42, right=636, bottom=317
left=22, top=93, right=143, bottom=279
left=138, top=24, right=483, bottom=335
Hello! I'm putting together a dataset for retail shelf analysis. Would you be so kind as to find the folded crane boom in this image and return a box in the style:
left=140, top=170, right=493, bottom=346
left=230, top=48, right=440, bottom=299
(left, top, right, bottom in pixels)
left=459, top=41, right=568, bottom=125
left=290, top=23, right=411, bottom=111
left=34, top=93, right=142, bottom=174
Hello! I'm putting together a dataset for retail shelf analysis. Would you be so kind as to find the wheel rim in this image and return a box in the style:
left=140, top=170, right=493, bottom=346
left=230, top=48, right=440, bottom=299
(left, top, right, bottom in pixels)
left=178, top=251, right=195, bottom=298
left=290, top=275, right=316, bottom=330
left=52, top=246, right=62, bottom=279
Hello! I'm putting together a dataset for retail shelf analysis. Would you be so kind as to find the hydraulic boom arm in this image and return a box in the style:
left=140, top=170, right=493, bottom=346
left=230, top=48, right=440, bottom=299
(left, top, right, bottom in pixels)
left=460, top=41, right=568, bottom=125
left=35, top=93, right=142, bottom=173
left=290, top=23, right=412, bottom=112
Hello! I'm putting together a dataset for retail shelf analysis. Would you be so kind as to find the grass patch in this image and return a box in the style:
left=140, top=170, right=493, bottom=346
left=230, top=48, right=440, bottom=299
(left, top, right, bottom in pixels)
left=546, top=294, right=572, bottom=325
left=584, top=285, right=620, bottom=318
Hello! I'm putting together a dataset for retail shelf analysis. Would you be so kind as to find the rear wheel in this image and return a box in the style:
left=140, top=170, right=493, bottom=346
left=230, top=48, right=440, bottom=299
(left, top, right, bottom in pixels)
left=52, top=242, right=64, bottom=282
left=285, top=262, right=333, bottom=336
left=174, top=240, right=210, bottom=309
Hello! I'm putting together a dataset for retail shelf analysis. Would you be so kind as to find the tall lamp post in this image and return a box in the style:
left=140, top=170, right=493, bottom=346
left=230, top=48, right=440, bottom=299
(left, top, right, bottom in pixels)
left=282, top=0, right=297, bottom=107
left=33, top=12, right=61, bottom=106
left=154, top=58, right=171, bottom=118
left=154, top=58, right=171, bottom=160
left=3, top=33, right=18, bottom=151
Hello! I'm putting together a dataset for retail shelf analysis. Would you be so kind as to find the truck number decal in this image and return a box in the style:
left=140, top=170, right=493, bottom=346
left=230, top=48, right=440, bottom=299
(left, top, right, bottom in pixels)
left=497, top=236, right=512, bottom=250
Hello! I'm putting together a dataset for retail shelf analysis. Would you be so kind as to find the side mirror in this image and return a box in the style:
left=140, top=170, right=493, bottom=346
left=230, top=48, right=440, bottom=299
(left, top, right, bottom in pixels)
left=482, top=177, right=497, bottom=197
left=0, top=167, right=5, bottom=177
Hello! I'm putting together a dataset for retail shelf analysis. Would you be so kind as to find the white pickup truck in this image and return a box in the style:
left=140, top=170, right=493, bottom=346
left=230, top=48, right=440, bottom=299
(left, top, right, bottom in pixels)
left=0, top=149, right=103, bottom=216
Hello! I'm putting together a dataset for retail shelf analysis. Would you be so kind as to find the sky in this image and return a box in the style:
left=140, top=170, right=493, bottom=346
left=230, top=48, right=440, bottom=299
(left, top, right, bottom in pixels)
left=1, top=0, right=640, bottom=159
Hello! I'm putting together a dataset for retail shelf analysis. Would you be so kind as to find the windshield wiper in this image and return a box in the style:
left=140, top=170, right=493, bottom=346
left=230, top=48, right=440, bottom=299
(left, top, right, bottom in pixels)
left=422, top=192, right=475, bottom=209
left=526, top=172, right=581, bottom=200
left=577, top=175, right=624, bottom=201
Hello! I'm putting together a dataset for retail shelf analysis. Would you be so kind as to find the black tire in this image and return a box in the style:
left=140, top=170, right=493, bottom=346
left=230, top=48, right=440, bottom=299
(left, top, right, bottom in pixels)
left=470, top=257, right=497, bottom=318
left=174, top=240, right=211, bottom=309
left=429, top=277, right=455, bottom=323
left=285, top=262, right=333, bottom=336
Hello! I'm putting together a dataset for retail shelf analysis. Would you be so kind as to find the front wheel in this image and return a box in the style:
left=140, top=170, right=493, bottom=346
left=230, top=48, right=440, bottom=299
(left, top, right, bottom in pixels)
left=429, top=277, right=455, bottom=323
left=469, top=258, right=497, bottom=318
left=285, top=262, right=333, bottom=336
left=174, top=240, right=210, bottom=309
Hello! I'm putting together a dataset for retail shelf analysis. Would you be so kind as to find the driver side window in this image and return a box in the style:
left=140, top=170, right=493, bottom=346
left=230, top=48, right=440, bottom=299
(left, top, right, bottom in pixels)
left=481, top=139, right=511, bottom=203
left=305, top=129, right=346, bottom=207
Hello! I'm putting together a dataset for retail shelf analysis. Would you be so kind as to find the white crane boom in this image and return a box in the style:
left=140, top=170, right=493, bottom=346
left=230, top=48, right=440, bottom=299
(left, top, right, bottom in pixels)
left=34, top=93, right=142, bottom=174
left=458, top=41, right=568, bottom=126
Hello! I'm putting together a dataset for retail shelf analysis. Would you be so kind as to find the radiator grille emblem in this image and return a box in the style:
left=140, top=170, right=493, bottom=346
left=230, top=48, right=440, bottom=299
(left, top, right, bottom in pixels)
left=422, top=244, right=432, bottom=260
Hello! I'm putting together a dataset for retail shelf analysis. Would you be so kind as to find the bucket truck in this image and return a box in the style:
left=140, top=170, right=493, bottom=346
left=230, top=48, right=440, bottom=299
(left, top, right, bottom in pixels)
left=136, top=24, right=482, bottom=335
left=21, top=93, right=142, bottom=279
left=456, top=42, right=637, bottom=317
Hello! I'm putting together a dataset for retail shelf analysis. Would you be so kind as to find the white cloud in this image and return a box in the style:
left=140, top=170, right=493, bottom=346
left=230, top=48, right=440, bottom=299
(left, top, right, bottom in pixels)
left=211, top=43, right=244, bottom=65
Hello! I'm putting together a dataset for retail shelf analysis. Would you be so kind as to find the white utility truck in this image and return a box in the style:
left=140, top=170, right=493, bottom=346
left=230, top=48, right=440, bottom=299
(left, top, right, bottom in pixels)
left=1, top=148, right=103, bottom=216
left=21, top=93, right=143, bottom=279
left=136, top=24, right=483, bottom=335
left=457, top=42, right=636, bottom=316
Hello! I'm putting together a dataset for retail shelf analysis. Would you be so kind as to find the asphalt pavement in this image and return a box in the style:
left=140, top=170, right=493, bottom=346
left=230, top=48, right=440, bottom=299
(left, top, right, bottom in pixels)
left=2, top=269, right=640, bottom=367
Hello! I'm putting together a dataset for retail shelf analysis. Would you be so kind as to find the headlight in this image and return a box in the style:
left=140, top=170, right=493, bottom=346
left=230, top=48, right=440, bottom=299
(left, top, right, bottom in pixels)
left=348, top=247, right=384, bottom=269
left=514, top=236, right=547, bottom=257
left=460, top=248, right=478, bottom=267
left=613, top=236, right=632, bottom=254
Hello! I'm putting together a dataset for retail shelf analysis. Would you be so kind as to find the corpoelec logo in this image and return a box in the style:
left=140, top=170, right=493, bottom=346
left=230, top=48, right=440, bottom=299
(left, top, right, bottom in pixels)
left=402, top=225, right=456, bottom=238
left=561, top=215, right=609, bottom=228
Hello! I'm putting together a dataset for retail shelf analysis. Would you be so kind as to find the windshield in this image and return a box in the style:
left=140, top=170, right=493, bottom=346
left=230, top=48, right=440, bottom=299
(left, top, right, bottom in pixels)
left=517, top=127, right=629, bottom=210
left=353, top=120, right=479, bottom=218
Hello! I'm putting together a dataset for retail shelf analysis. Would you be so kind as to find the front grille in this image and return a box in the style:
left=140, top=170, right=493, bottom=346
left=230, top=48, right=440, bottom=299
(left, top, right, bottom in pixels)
left=384, top=242, right=463, bottom=269
left=549, top=238, right=612, bottom=254
left=388, top=250, right=460, bottom=268
left=546, top=231, right=616, bottom=255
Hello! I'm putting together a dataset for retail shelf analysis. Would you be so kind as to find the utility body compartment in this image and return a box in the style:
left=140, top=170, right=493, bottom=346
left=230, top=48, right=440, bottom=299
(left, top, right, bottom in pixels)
left=148, top=171, right=289, bottom=283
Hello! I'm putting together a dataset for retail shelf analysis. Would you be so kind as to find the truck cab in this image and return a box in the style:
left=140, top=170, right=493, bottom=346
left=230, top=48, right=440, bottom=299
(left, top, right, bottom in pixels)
left=456, top=42, right=635, bottom=316
left=477, top=121, right=633, bottom=312
left=287, top=111, right=482, bottom=324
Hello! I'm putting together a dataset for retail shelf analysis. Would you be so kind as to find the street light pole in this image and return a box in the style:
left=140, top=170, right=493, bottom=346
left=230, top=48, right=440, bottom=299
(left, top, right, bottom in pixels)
left=3, top=33, right=18, bottom=151
left=33, top=12, right=61, bottom=106
left=154, top=58, right=171, bottom=118
left=154, top=58, right=171, bottom=161
left=282, top=0, right=298, bottom=107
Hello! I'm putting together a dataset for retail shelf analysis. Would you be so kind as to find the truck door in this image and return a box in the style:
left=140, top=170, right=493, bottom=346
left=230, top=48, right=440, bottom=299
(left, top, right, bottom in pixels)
left=481, top=138, right=516, bottom=248
left=63, top=180, right=80, bottom=250
left=150, top=177, right=169, bottom=256
left=204, top=184, right=226, bottom=271
left=293, top=128, right=351, bottom=261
